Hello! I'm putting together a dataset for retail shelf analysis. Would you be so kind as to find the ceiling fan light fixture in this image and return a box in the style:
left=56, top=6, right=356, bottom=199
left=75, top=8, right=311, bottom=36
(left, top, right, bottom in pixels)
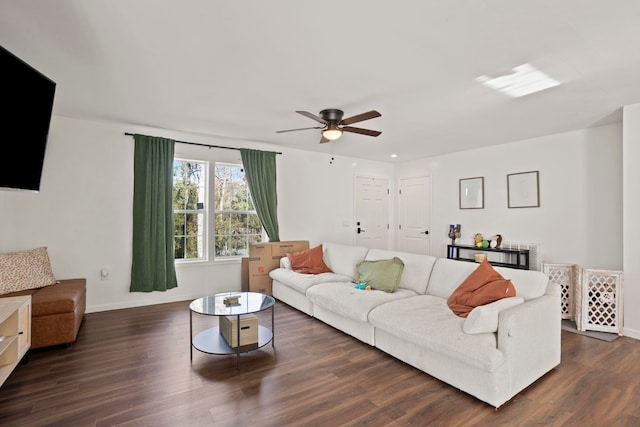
left=277, top=109, right=381, bottom=143
left=322, top=127, right=342, bottom=140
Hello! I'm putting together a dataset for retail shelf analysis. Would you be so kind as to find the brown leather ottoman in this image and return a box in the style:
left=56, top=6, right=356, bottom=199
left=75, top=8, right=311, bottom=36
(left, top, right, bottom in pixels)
left=1, top=278, right=86, bottom=349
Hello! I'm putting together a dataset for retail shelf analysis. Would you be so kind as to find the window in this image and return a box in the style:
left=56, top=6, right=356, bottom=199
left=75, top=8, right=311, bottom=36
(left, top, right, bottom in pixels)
left=173, top=160, right=207, bottom=261
left=172, top=160, right=262, bottom=261
left=214, top=163, right=262, bottom=257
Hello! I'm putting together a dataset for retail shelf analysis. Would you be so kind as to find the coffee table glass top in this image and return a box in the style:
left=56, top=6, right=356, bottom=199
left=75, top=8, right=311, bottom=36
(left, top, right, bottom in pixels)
left=189, top=291, right=275, bottom=316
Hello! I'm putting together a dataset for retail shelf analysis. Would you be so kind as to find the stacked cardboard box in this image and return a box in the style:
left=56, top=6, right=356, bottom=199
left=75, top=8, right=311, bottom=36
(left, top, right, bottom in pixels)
left=241, top=240, right=309, bottom=295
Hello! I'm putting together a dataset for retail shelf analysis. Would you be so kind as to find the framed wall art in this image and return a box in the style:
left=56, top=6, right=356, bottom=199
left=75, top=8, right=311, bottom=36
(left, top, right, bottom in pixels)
left=507, top=171, right=540, bottom=208
left=459, top=177, right=484, bottom=209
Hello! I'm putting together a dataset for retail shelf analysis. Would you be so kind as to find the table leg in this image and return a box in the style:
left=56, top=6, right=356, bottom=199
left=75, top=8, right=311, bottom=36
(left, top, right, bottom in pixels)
left=189, top=310, right=193, bottom=362
left=236, top=314, right=240, bottom=369
left=271, top=303, right=275, bottom=347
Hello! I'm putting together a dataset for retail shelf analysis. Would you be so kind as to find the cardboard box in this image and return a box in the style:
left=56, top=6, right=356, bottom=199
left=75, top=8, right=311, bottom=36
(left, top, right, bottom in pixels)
left=248, top=243, right=272, bottom=258
left=268, top=240, right=310, bottom=257
left=220, top=314, right=259, bottom=351
left=240, top=256, right=274, bottom=295
left=248, top=240, right=310, bottom=258
left=248, top=274, right=273, bottom=295
left=243, top=241, right=310, bottom=295
left=241, top=257, right=250, bottom=292
left=247, top=256, right=278, bottom=295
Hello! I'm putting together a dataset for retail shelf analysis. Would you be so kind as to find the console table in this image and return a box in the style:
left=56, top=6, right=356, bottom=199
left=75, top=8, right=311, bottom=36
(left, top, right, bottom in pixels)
left=447, top=244, right=530, bottom=270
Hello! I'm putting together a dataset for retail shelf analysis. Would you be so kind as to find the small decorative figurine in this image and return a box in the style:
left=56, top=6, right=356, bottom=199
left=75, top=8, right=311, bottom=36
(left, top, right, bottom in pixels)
left=474, top=233, right=484, bottom=248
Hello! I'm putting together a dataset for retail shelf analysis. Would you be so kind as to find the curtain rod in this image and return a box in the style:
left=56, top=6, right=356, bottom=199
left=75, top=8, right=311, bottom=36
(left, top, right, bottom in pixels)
left=124, top=133, right=282, bottom=155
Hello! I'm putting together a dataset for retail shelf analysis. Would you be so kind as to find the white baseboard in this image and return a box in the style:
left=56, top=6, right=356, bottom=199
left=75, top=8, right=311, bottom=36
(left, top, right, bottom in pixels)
left=85, top=291, right=208, bottom=313
left=622, top=326, right=640, bottom=340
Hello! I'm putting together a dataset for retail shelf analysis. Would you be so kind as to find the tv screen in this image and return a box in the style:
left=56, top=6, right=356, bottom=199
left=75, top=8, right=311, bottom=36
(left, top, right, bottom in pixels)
left=1, top=45, right=56, bottom=192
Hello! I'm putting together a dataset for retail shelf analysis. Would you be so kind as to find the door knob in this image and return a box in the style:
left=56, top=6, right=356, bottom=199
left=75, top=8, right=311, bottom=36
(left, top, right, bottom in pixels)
left=357, top=227, right=365, bottom=234
left=420, top=230, right=429, bottom=235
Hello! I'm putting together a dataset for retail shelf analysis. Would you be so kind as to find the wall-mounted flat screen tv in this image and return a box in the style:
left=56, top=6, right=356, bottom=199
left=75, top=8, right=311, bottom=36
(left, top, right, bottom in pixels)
left=1, top=45, right=56, bottom=192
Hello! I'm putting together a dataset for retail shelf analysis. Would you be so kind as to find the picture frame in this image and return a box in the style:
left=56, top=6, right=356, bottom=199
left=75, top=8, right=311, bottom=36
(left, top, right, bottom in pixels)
left=507, top=171, right=540, bottom=208
left=459, top=177, right=484, bottom=209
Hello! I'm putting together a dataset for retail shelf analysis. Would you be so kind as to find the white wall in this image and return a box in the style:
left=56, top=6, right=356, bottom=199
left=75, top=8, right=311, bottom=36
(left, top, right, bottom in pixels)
left=623, top=104, right=640, bottom=339
left=396, top=124, right=623, bottom=269
left=395, top=123, right=635, bottom=337
left=0, top=115, right=393, bottom=312
left=1, top=115, right=633, bottom=337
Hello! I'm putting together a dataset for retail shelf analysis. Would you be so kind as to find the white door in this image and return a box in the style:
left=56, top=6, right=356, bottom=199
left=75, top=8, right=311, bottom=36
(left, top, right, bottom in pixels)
left=355, top=176, right=389, bottom=250
left=398, top=176, right=431, bottom=254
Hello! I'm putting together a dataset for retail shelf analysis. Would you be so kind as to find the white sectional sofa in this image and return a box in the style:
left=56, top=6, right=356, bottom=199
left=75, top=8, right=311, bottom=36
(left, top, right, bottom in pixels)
left=269, top=242, right=561, bottom=408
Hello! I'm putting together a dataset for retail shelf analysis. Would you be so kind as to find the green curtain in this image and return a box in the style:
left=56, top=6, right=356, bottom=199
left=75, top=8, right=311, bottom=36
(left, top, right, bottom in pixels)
left=240, top=148, right=280, bottom=242
left=130, top=134, right=178, bottom=292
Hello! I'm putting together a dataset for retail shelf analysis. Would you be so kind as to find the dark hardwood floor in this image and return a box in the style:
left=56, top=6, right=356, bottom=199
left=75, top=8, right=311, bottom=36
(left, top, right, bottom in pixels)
left=1, top=300, right=639, bottom=427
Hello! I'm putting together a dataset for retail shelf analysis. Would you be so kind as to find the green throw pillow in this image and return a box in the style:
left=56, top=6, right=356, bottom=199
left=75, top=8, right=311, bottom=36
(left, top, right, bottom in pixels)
left=355, top=257, right=405, bottom=293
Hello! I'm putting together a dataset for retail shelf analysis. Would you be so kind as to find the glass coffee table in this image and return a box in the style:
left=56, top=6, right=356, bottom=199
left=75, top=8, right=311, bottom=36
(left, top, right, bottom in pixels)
left=189, top=291, right=275, bottom=368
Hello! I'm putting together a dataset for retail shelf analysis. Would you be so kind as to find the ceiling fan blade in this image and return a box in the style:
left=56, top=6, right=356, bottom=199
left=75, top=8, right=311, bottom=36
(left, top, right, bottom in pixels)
left=320, top=135, right=330, bottom=144
left=276, top=126, right=324, bottom=134
left=340, top=110, right=381, bottom=125
left=341, top=126, right=382, bottom=137
left=296, top=110, right=327, bottom=124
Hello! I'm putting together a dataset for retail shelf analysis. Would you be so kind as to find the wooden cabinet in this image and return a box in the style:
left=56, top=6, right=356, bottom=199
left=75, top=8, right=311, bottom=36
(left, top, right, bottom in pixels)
left=0, top=296, right=31, bottom=387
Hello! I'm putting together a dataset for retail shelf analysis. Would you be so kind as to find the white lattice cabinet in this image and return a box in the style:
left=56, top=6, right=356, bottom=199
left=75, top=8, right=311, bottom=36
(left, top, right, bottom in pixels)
left=575, top=269, right=623, bottom=335
left=542, top=263, right=578, bottom=320
left=0, top=295, right=31, bottom=388
left=542, top=263, right=623, bottom=335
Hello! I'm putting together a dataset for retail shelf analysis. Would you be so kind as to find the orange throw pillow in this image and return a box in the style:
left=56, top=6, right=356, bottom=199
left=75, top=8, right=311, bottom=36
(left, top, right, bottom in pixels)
left=286, top=244, right=332, bottom=274
left=447, top=260, right=516, bottom=318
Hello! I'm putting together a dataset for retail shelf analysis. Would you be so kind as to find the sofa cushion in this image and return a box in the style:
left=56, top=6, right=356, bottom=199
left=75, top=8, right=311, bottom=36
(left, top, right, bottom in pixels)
left=369, top=295, right=504, bottom=372
left=463, top=297, right=525, bottom=334
left=447, top=260, right=516, bottom=318
left=365, top=249, right=436, bottom=295
left=426, top=258, right=549, bottom=301
left=307, top=282, right=416, bottom=322
left=0, top=247, right=57, bottom=295
left=321, top=242, right=369, bottom=279
left=286, top=244, right=332, bottom=274
left=425, top=259, right=479, bottom=299
left=269, top=268, right=353, bottom=293
left=355, top=257, right=404, bottom=292
left=492, top=266, right=550, bottom=300
left=30, top=279, right=86, bottom=316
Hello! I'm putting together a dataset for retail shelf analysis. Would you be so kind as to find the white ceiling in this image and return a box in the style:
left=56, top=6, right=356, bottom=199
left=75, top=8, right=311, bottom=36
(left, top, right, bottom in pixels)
left=2, top=1, right=639, bottom=162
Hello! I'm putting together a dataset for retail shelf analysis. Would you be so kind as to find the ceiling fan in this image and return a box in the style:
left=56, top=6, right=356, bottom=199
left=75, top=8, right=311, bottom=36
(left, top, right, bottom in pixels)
left=276, top=109, right=382, bottom=143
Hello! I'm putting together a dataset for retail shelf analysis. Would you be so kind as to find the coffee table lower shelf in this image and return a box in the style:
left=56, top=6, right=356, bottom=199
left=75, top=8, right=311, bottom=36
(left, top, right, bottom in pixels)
left=192, top=325, right=273, bottom=356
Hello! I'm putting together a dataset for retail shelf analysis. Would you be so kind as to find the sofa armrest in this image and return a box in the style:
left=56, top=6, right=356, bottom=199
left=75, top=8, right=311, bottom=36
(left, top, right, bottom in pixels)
left=497, top=284, right=561, bottom=389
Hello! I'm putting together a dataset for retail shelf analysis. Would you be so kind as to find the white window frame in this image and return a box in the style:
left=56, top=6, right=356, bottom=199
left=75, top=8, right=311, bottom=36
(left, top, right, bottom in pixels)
left=173, top=158, right=209, bottom=263
left=213, top=162, right=263, bottom=259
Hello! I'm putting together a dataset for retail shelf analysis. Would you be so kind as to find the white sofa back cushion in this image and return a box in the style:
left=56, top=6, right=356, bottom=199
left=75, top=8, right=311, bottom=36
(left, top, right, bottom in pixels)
left=426, top=258, right=549, bottom=301
left=365, top=249, right=436, bottom=295
left=425, top=258, right=478, bottom=299
left=492, top=266, right=550, bottom=300
left=322, top=242, right=370, bottom=279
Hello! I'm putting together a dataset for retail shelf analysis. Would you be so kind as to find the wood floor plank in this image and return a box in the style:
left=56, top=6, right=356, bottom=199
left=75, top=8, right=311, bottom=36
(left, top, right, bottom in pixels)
left=0, top=300, right=639, bottom=426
